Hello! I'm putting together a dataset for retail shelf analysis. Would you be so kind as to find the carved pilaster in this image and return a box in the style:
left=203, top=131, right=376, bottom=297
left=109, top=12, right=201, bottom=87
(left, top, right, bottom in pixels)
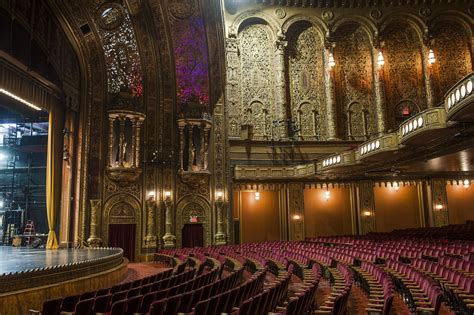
left=203, top=126, right=210, bottom=170
left=430, top=179, right=449, bottom=227
left=288, top=183, right=304, bottom=241
left=144, top=199, right=157, bottom=248
left=118, top=116, right=126, bottom=167
left=178, top=124, right=185, bottom=171
left=214, top=194, right=227, bottom=245
left=87, top=199, right=102, bottom=246
left=324, top=44, right=337, bottom=140
left=225, top=38, right=240, bottom=138
left=108, top=117, right=114, bottom=167
left=371, top=45, right=387, bottom=134
left=162, top=196, right=175, bottom=248
left=131, top=119, right=137, bottom=167
left=187, top=126, right=194, bottom=171
left=358, top=180, right=376, bottom=234
left=421, top=40, right=435, bottom=108
left=274, top=39, right=288, bottom=139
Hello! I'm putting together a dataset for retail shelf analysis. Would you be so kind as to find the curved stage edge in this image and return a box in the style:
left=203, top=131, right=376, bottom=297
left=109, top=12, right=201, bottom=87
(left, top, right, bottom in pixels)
left=0, top=247, right=127, bottom=315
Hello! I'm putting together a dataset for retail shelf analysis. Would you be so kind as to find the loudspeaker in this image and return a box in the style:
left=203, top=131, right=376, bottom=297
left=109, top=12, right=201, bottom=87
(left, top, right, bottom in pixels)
left=240, top=125, right=253, bottom=140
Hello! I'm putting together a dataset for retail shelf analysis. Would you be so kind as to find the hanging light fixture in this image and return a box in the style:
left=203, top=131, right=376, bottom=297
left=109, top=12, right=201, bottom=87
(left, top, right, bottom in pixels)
left=328, top=52, right=335, bottom=68
left=463, top=179, right=470, bottom=188
left=428, top=49, right=436, bottom=64
left=377, top=51, right=385, bottom=66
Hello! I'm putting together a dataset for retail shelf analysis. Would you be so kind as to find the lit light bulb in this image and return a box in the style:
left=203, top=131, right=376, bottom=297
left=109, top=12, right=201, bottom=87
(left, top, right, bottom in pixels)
left=463, top=179, right=470, bottom=188
left=435, top=204, right=443, bottom=210
left=164, top=191, right=171, bottom=199
left=324, top=190, right=330, bottom=201
left=255, top=191, right=260, bottom=200
left=328, top=53, right=335, bottom=68
left=377, top=51, right=385, bottom=66
left=216, top=190, right=223, bottom=199
left=363, top=211, right=371, bottom=217
left=428, top=49, right=436, bottom=64
left=293, top=214, right=301, bottom=220
left=147, top=191, right=155, bottom=200
left=393, top=182, right=399, bottom=191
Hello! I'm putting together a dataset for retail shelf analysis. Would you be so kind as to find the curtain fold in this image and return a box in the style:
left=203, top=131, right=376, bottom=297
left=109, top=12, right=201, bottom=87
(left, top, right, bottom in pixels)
left=46, top=110, right=58, bottom=249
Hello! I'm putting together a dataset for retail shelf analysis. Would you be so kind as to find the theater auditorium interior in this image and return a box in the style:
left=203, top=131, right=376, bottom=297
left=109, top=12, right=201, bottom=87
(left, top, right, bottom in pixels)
left=0, top=0, right=473, bottom=314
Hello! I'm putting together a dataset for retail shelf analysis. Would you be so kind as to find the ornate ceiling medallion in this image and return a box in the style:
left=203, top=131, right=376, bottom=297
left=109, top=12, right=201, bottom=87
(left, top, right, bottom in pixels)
left=370, top=9, right=382, bottom=20
left=96, top=2, right=125, bottom=30
left=322, top=10, right=334, bottom=21
left=168, top=0, right=196, bottom=19
left=275, top=8, right=286, bottom=19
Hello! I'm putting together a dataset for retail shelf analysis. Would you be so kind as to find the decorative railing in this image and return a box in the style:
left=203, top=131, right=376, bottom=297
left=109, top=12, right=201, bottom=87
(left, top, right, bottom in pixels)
left=399, top=108, right=447, bottom=143
left=357, top=133, right=398, bottom=160
left=234, top=162, right=316, bottom=180
left=319, top=151, right=356, bottom=170
left=445, top=72, right=474, bottom=120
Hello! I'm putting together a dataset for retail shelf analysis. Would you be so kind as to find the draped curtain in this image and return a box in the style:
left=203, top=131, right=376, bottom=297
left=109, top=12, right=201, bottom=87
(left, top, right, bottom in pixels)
left=182, top=224, right=204, bottom=248
left=109, top=224, right=136, bottom=261
left=46, top=110, right=59, bottom=249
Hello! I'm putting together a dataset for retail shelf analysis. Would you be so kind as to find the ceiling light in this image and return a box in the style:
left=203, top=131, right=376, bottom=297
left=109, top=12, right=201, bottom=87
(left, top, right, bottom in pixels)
left=0, top=88, right=42, bottom=111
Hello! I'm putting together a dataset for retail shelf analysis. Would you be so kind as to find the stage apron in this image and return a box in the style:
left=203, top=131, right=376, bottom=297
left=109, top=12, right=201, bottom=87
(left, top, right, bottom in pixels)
left=182, top=224, right=204, bottom=248
left=108, top=224, right=136, bottom=261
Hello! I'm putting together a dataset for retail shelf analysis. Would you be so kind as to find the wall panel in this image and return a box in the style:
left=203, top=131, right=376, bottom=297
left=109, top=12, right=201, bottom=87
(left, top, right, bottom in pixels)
left=447, top=184, right=474, bottom=224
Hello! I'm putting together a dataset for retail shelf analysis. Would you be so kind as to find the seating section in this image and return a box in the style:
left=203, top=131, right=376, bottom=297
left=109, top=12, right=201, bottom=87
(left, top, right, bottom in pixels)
left=31, top=223, right=474, bottom=314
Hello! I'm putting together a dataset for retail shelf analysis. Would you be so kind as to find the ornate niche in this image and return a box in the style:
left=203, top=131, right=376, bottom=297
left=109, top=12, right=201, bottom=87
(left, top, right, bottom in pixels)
left=106, top=110, right=145, bottom=185
left=176, top=195, right=212, bottom=248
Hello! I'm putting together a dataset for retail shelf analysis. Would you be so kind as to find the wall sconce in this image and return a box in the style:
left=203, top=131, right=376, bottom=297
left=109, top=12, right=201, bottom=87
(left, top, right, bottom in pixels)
left=377, top=51, right=385, bottom=67
left=164, top=190, right=171, bottom=200
left=463, top=179, right=470, bottom=188
left=292, top=214, right=301, bottom=221
left=147, top=191, right=155, bottom=200
left=428, top=49, right=436, bottom=64
left=363, top=210, right=372, bottom=217
left=255, top=191, right=260, bottom=201
left=324, top=189, right=331, bottom=201
left=435, top=203, right=444, bottom=210
left=216, top=190, right=224, bottom=200
left=328, top=52, right=336, bottom=68
left=392, top=182, right=399, bottom=191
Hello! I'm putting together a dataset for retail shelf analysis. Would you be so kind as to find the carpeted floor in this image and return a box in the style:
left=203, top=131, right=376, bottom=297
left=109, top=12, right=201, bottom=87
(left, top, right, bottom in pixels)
left=120, top=262, right=170, bottom=283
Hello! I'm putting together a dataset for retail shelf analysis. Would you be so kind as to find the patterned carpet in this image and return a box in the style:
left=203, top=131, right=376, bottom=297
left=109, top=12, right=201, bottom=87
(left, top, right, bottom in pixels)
left=120, top=262, right=170, bottom=283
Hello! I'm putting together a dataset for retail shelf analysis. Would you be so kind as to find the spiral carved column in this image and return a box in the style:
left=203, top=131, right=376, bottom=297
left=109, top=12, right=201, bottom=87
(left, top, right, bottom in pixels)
left=87, top=199, right=102, bottom=247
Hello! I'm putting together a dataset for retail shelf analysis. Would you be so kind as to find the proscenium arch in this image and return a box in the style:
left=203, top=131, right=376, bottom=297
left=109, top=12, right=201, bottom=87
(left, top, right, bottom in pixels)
left=230, top=11, right=280, bottom=39
left=102, top=193, right=142, bottom=259
left=176, top=194, right=212, bottom=248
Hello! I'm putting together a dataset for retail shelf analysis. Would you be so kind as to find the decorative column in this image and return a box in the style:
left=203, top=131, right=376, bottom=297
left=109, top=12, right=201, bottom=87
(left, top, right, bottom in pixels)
left=144, top=196, right=157, bottom=248
left=422, top=35, right=435, bottom=108
left=202, top=125, right=210, bottom=171
left=135, top=119, right=143, bottom=167
left=214, top=190, right=227, bottom=245
left=188, top=125, right=193, bottom=171
left=358, top=180, right=376, bottom=234
left=371, top=41, right=387, bottom=134
left=288, top=183, right=304, bottom=241
left=108, top=117, right=114, bottom=167
left=274, top=38, right=288, bottom=139
left=162, top=192, right=176, bottom=248
left=118, top=116, right=126, bottom=167
left=178, top=123, right=185, bottom=172
left=87, top=199, right=102, bottom=246
left=430, top=179, right=449, bottom=227
left=323, top=40, right=337, bottom=140
left=131, top=119, right=137, bottom=167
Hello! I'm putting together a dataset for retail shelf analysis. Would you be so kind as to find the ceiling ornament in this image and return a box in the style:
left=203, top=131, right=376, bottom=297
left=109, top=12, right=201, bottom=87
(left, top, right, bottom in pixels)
left=168, top=0, right=196, bottom=19
left=95, top=2, right=126, bottom=30
left=322, top=11, right=334, bottom=21
left=275, top=8, right=286, bottom=19
left=370, top=9, right=382, bottom=20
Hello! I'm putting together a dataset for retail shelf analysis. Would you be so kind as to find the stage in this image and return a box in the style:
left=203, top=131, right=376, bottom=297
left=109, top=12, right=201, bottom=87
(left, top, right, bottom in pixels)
left=0, top=246, right=127, bottom=315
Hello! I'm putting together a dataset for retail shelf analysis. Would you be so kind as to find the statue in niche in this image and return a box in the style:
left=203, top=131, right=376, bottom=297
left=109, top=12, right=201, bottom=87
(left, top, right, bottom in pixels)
left=115, top=132, right=128, bottom=166
left=191, top=145, right=196, bottom=165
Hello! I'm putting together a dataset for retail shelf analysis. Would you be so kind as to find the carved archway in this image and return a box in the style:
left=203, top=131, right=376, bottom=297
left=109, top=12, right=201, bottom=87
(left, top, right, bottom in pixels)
left=102, top=193, right=142, bottom=259
left=176, top=194, right=212, bottom=248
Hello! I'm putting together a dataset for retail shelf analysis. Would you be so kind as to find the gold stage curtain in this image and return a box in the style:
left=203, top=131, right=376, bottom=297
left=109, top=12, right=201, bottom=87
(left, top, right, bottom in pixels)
left=46, top=110, right=58, bottom=249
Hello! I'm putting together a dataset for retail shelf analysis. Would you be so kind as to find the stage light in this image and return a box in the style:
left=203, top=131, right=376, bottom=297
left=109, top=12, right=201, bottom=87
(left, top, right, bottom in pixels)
left=0, top=88, right=42, bottom=111
left=428, top=49, right=436, bottom=64
left=292, top=214, right=301, bottom=220
left=328, top=53, right=335, bottom=68
left=324, top=190, right=330, bottom=201
left=377, top=51, right=385, bottom=66
left=255, top=191, right=260, bottom=200
left=463, top=179, right=470, bottom=188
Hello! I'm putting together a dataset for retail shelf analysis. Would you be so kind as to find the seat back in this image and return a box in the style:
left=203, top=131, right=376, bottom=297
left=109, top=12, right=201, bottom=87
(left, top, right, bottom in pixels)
left=126, top=295, right=143, bottom=315
left=60, top=295, right=80, bottom=312
left=74, top=298, right=94, bottom=315
left=110, top=299, right=128, bottom=315
left=149, top=299, right=167, bottom=315
left=41, top=297, right=62, bottom=315
left=92, top=294, right=112, bottom=313
left=164, top=294, right=182, bottom=315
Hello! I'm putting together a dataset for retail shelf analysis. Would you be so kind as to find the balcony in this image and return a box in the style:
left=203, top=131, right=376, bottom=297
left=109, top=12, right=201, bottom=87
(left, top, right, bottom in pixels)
left=445, top=72, right=474, bottom=122
left=318, top=151, right=357, bottom=172
left=356, top=133, right=399, bottom=162
left=399, top=108, right=449, bottom=145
